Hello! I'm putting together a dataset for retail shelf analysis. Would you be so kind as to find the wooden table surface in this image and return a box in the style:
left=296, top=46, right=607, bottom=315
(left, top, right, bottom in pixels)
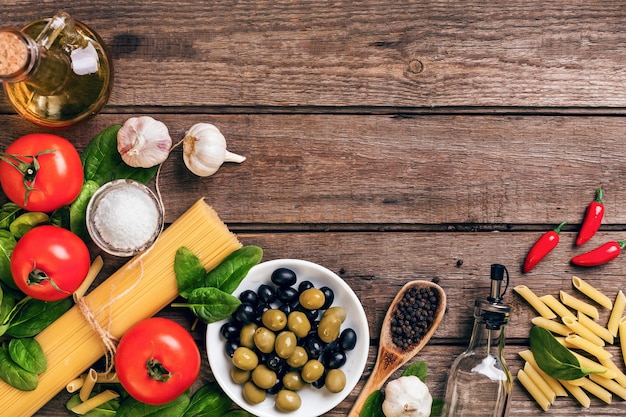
left=3, top=1, right=626, bottom=416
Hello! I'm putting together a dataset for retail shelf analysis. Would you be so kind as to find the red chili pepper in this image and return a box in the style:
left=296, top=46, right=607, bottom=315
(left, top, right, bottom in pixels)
left=571, top=239, right=626, bottom=267
left=523, top=221, right=567, bottom=273
left=576, top=188, right=604, bottom=246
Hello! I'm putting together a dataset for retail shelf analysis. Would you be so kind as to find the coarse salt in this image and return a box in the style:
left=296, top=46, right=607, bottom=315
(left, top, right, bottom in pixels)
left=93, top=185, right=160, bottom=251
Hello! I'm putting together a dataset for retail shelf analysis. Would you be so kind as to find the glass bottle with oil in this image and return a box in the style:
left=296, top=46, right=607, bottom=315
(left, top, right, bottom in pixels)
left=0, top=12, right=113, bottom=128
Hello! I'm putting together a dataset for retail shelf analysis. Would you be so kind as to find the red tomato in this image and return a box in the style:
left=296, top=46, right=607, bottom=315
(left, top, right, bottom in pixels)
left=115, top=317, right=201, bottom=405
left=0, top=133, right=84, bottom=212
left=11, top=225, right=90, bottom=301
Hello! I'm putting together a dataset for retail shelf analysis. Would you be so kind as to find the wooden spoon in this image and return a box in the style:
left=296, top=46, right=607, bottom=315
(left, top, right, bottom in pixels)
left=348, top=280, right=447, bottom=417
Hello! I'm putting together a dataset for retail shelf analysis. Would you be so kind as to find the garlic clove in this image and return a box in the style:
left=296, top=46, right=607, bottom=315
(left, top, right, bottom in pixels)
left=182, top=122, right=245, bottom=177
left=117, top=116, right=172, bottom=168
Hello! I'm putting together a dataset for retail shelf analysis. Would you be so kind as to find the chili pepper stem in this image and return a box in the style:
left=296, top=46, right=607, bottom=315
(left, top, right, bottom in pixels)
left=554, top=221, right=567, bottom=233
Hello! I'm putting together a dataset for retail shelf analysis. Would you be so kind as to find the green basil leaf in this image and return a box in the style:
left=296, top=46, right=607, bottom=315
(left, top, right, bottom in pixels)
left=174, top=247, right=207, bottom=299
left=117, top=392, right=190, bottom=417
left=173, top=287, right=241, bottom=324
left=181, top=383, right=231, bottom=417
left=0, top=229, right=17, bottom=290
left=430, top=397, right=444, bottom=417
left=6, top=298, right=73, bottom=338
left=0, top=203, right=21, bottom=230
left=530, top=326, right=598, bottom=380
left=402, top=360, right=428, bottom=382
left=9, top=212, right=49, bottom=239
left=205, top=246, right=263, bottom=294
left=49, top=205, right=70, bottom=229
left=66, top=392, right=120, bottom=416
left=0, top=290, right=15, bottom=336
left=360, top=390, right=385, bottom=417
left=81, top=125, right=158, bottom=186
left=0, top=345, right=38, bottom=391
left=8, top=337, right=46, bottom=374
left=70, top=180, right=101, bottom=240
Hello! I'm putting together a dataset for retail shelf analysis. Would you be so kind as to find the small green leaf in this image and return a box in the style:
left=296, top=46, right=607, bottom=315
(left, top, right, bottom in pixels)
left=67, top=393, right=120, bottom=416
left=181, top=383, right=231, bottom=417
left=9, top=212, right=49, bottom=239
left=8, top=338, right=46, bottom=373
left=70, top=180, right=100, bottom=240
left=0, top=203, right=21, bottom=230
left=360, top=390, right=385, bottom=417
left=0, top=229, right=17, bottom=290
left=205, top=246, right=263, bottom=294
left=174, top=247, right=207, bottom=299
left=430, top=397, right=444, bottom=417
left=402, top=360, right=428, bottom=382
left=117, top=392, right=190, bottom=417
left=172, top=287, right=241, bottom=324
left=0, top=345, right=38, bottom=391
left=6, top=298, right=73, bottom=338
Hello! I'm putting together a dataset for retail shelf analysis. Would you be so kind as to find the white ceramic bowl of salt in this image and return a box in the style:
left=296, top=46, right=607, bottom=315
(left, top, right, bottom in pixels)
left=86, top=179, right=164, bottom=257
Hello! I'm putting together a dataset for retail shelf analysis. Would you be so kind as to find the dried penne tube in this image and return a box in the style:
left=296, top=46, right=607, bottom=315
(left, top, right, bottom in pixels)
left=560, top=379, right=591, bottom=408
left=571, top=352, right=615, bottom=379
left=73, top=256, right=104, bottom=301
left=608, top=290, right=626, bottom=337
left=79, top=369, right=97, bottom=402
left=572, top=276, right=613, bottom=310
left=578, top=377, right=612, bottom=404
left=515, top=285, right=556, bottom=319
left=565, top=334, right=612, bottom=360
left=531, top=317, right=571, bottom=337
left=599, top=358, right=626, bottom=387
left=554, top=336, right=577, bottom=349
left=518, top=350, right=567, bottom=397
left=540, top=294, right=575, bottom=319
left=524, top=362, right=556, bottom=403
left=620, top=317, right=626, bottom=368
left=560, top=291, right=600, bottom=320
left=562, top=377, right=586, bottom=386
left=562, top=316, right=605, bottom=346
left=589, top=373, right=626, bottom=400
left=71, top=390, right=119, bottom=415
left=96, top=372, right=119, bottom=384
left=578, top=312, right=614, bottom=344
left=518, top=369, right=551, bottom=411
left=65, top=376, right=84, bottom=393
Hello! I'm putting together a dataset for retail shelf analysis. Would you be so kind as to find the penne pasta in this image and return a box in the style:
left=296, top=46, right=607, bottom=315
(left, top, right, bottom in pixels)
left=620, top=317, right=626, bottom=369
left=565, top=334, right=612, bottom=360
left=79, top=369, right=97, bottom=402
left=578, top=377, right=612, bottom=404
left=578, top=312, right=614, bottom=344
left=599, top=358, right=626, bottom=388
left=518, top=350, right=567, bottom=396
left=96, top=372, right=119, bottom=384
left=65, top=376, right=84, bottom=393
left=572, top=276, right=613, bottom=310
left=560, top=291, right=600, bottom=320
left=608, top=290, right=626, bottom=337
left=560, top=380, right=591, bottom=408
left=73, top=256, right=104, bottom=301
left=540, top=294, right=575, bottom=319
left=514, top=285, right=556, bottom=319
left=71, top=390, right=119, bottom=415
left=531, top=316, right=571, bottom=337
left=518, top=369, right=551, bottom=411
left=571, top=352, right=615, bottom=380
left=562, top=316, right=605, bottom=346
left=523, top=362, right=556, bottom=403
left=589, top=373, right=626, bottom=400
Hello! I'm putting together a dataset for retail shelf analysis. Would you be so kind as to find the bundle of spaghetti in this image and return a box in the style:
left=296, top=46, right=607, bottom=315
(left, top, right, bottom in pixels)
left=0, top=199, right=242, bottom=416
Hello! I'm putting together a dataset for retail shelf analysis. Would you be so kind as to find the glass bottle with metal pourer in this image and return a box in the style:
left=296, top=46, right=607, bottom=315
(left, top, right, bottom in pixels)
left=441, top=264, right=512, bottom=417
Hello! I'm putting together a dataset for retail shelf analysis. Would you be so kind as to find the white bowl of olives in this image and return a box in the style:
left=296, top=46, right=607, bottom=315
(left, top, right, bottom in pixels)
left=206, top=259, right=369, bottom=417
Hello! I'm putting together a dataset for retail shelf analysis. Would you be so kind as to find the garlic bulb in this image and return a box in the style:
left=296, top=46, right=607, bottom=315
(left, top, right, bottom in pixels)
left=117, top=116, right=172, bottom=168
left=182, top=123, right=246, bottom=177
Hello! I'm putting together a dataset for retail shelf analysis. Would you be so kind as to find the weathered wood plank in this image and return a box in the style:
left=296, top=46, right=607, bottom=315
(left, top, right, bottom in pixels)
left=3, top=1, right=626, bottom=108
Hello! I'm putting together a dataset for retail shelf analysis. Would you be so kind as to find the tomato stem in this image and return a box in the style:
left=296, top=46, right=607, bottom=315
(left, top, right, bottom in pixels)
left=146, top=358, right=173, bottom=382
left=26, top=266, right=70, bottom=294
left=0, top=149, right=56, bottom=206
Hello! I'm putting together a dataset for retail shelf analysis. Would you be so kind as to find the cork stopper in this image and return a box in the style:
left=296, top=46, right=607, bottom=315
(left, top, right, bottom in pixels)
left=0, top=30, right=30, bottom=78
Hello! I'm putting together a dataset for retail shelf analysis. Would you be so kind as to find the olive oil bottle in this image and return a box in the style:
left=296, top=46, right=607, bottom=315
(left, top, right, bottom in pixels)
left=0, top=12, right=112, bottom=128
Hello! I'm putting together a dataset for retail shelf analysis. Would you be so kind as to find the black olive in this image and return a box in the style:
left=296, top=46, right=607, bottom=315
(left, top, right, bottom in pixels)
left=267, top=380, right=284, bottom=395
left=298, top=280, right=314, bottom=292
left=271, top=267, right=298, bottom=287
left=320, top=286, right=335, bottom=309
left=300, top=307, right=319, bottom=322
left=224, top=340, right=239, bottom=357
left=220, top=321, right=241, bottom=340
left=257, top=284, right=276, bottom=303
left=322, top=349, right=347, bottom=369
left=239, top=289, right=259, bottom=305
left=255, top=303, right=272, bottom=324
left=277, top=286, right=299, bottom=303
left=278, top=302, right=293, bottom=315
left=339, top=328, right=357, bottom=351
left=303, top=335, right=324, bottom=359
left=312, top=372, right=327, bottom=389
left=266, top=353, right=288, bottom=375
left=233, top=302, right=256, bottom=323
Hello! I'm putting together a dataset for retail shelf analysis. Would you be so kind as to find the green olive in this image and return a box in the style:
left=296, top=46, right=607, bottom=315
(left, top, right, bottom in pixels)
left=287, top=311, right=311, bottom=338
left=239, top=322, right=258, bottom=349
left=282, top=370, right=308, bottom=391
left=317, top=313, right=342, bottom=343
left=286, top=346, right=308, bottom=368
left=301, top=359, right=325, bottom=383
left=243, top=380, right=266, bottom=405
left=232, top=347, right=259, bottom=371
left=325, top=369, right=346, bottom=393
left=299, top=288, right=325, bottom=310
left=252, top=364, right=277, bottom=389
left=262, top=308, right=287, bottom=331
left=275, top=331, right=297, bottom=359
left=275, top=389, right=302, bottom=412
left=253, top=326, right=276, bottom=354
left=230, top=367, right=251, bottom=384
left=324, top=306, right=347, bottom=322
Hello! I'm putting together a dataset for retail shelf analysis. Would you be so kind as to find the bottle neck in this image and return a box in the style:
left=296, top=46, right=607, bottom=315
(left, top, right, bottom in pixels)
left=467, top=314, right=507, bottom=358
